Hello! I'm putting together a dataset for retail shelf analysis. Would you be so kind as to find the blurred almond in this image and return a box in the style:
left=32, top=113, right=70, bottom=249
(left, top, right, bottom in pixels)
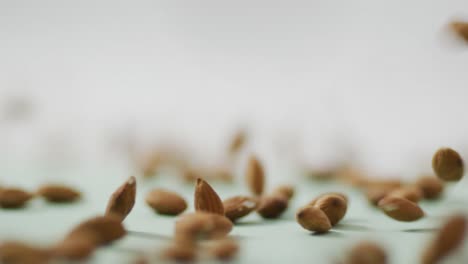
left=272, top=184, right=294, bottom=200
left=387, top=185, right=423, bottom=203
left=257, top=194, right=288, bottom=219
left=0, top=241, right=51, bottom=264
left=206, top=238, right=239, bottom=260
left=175, top=212, right=233, bottom=241
left=146, top=188, right=187, bottom=216
left=228, top=130, right=247, bottom=155
left=105, top=176, right=136, bottom=221
left=432, top=147, right=464, bottom=182
left=365, top=187, right=394, bottom=206
left=245, top=156, right=265, bottom=196
left=296, top=206, right=331, bottom=233
left=345, top=241, right=387, bottom=264
left=0, top=188, right=33, bottom=209
left=37, top=184, right=81, bottom=203
left=194, top=178, right=224, bottom=215
left=52, top=237, right=96, bottom=260
left=309, top=192, right=349, bottom=206
left=313, top=194, right=347, bottom=226
left=161, top=243, right=196, bottom=262
left=451, top=21, right=468, bottom=42
left=415, top=176, right=444, bottom=200
left=65, top=215, right=126, bottom=246
left=223, top=196, right=257, bottom=222
left=378, top=196, right=424, bottom=222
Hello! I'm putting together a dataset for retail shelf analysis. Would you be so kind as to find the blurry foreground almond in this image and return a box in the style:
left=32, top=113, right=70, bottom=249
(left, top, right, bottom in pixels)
left=451, top=21, right=468, bottom=42
left=223, top=196, right=257, bottom=222
left=245, top=156, right=265, bottom=196
left=206, top=238, right=239, bottom=261
left=378, top=196, right=424, bottom=222
left=65, top=215, right=126, bottom=246
left=228, top=130, right=247, bottom=155
left=257, top=194, right=288, bottom=219
left=296, top=206, right=331, bottom=233
left=105, top=176, right=136, bottom=221
left=161, top=243, right=196, bottom=263
left=37, top=184, right=81, bottom=203
left=194, top=178, right=224, bottom=215
left=432, top=147, right=464, bottom=182
left=345, top=241, right=387, bottom=264
left=0, top=188, right=33, bottom=208
left=0, top=241, right=51, bottom=264
left=146, top=189, right=187, bottom=216
left=415, top=176, right=444, bottom=200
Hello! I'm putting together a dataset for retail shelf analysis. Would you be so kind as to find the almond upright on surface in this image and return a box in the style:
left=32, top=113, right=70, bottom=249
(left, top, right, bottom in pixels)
left=245, top=156, right=265, bottom=196
left=65, top=215, right=126, bottom=246
left=146, top=188, right=187, bottom=216
left=223, top=196, right=257, bottom=222
left=175, top=212, right=233, bottom=241
left=194, top=178, right=224, bottom=215
left=105, top=176, right=136, bottom=221
left=296, top=206, right=331, bottom=233
left=312, top=194, right=347, bottom=226
left=415, top=176, right=444, bottom=200
left=0, top=188, right=33, bottom=208
left=378, top=196, right=424, bottom=222
left=37, top=184, right=81, bottom=203
left=432, top=147, right=464, bottom=181
left=345, top=241, right=387, bottom=264
left=256, top=194, right=288, bottom=219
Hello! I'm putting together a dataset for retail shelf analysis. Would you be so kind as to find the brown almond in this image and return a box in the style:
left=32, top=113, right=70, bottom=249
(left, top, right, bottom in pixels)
left=194, top=178, right=224, bottom=215
left=415, top=176, right=444, bottom=200
left=422, top=214, right=467, bottom=264
left=223, top=196, right=257, bottom=222
left=296, top=206, right=331, bottom=233
left=313, top=194, right=347, bottom=226
left=245, top=155, right=265, bottom=196
left=146, top=188, right=187, bottom=216
left=161, top=242, right=196, bottom=262
left=0, top=241, right=51, bottom=264
left=37, top=184, right=81, bottom=203
left=105, top=176, right=136, bottom=221
left=432, top=147, right=464, bottom=181
left=257, top=194, right=288, bottom=219
left=387, top=185, right=423, bottom=203
left=0, top=188, right=33, bottom=209
left=346, top=241, right=387, bottom=264
left=65, top=215, right=126, bottom=245
left=309, top=192, right=349, bottom=206
left=206, top=238, right=239, bottom=260
left=175, top=212, right=233, bottom=241
left=51, top=237, right=96, bottom=260
left=228, top=130, right=247, bottom=155
left=365, top=187, right=395, bottom=206
left=451, top=21, right=468, bottom=42
left=378, top=196, right=424, bottom=222
left=272, top=184, right=295, bottom=200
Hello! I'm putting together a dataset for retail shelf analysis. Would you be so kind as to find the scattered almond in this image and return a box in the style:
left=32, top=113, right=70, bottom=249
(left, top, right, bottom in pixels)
left=422, top=214, right=467, bottom=264
left=309, top=192, right=349, bottom=206
left=432, top=147, right=464, bottom=182
left=206, top=238, right=239, bottom=261
left=0, top=188, right=33, bottom=209
left=387, top=185, right=423, bottom=203
left=272, top=184, right=294, bottom=200
left=175, top=212, right=233, bottom=241
left=37, top=184, right=81, bottom=203
left=245, top=156, right=265, bottom=196
left=312, top=194, right=347, bottom=226
left=257, top=194, right=288, bottom=219
left=65, top=215, right=126, bottom=246
left=296, top=206, right=331, bottom=233
left=146, top=188, right=187, bottom=216
left=378, top=196, right=424, bottom=222
left=223, top=196, right=257, bottom=222
left=194, top=178, right=224, bottom=215
left=345, top=241, right=387, bottom=264
left=52, top=237, right=96, bottom=260
left=415, top=176, right=444, bottom=200
left=451, top=21, right=468, bottom=42
left=161, top=243, right=196, bottom=262
left=0, top=241, right=51, bottom=264
left=365, top=187, right=394, bottom=206
left=105, top=176, right=136, bottom=221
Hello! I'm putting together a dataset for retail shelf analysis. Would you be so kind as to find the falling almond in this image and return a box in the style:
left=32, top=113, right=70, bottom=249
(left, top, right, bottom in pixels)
left=105, top=176, right=136, bottom=221
left=378, top=196, right=424, bottom=222
left=432, top=147, right=464, bottom=182
left=245, top=155, right=265, bottom=196
left=194, top=178, right=224, bottom=215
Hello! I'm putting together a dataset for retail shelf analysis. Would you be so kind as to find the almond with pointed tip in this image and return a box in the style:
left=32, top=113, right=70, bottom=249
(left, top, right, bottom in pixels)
left=378, top=196, right=424, bottom=222
left=346, top=241, right=387, bottom=264
left=432, top=148, right=464, bottom=182
left=296, top=206, right=331, bottom=233
left=105, top=176, right=136, bottom=221
left=245, top=156, right=265, bottom=196
left=37, top=184, right=81, bottom=203
left=0, top=188, right=33, bottom=208
left=313, top=194, right=347, bottom=226
left=146, top=188, right=187, bottom=216
left=415, top=176, right=444, bottom=200
left=257, top=194, right=288, bottom=219
left=194, top=178, right=224, bottom=215
left=223, top=196, right=258, bottom=222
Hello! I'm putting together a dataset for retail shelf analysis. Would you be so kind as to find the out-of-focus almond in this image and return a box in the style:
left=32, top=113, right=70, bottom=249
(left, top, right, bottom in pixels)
left=228, top=130, right=247, bottom=155
left=175, top=212, right=233, bottom=241
left=37, top=184, right=81, bottom=203
left=223, top=196, right=257, bottom=222
left=313, top=194, right=347, bottom=226
left=194, top=178, right=224, bottom=215
left=245, top=156, right=265, bottom=196
left=272, top=184, right=294, bottom=200
left=0, top=188, right=33, bottom=208
left=296, top=206, right=331, bottom=233
left=65, top=215, right=126, bottom=246
left=161, top=243, right=196, bottom=262
left=105, top=176, right=136, bottom=221
left=415, top=176, right=444, bottom=200
left=387, top=185, right=423, bottom=203
left=256, top=194, right=288, bottom=219
left=52, top=237, right=96, bottom=260
left=206, top=238, right=239, bottom=260
left=309, top=192, right=349, bottom=206
left=451, top=21, right=468, bottom=42
left=365, top=187, right=394, bottom=206
left=345, top=241, right=387, bottom=264
left=422, top=214, right=467, bottom=264
left=0, top=241, right=51, bottom=264
left=146, top=188, right=187, bottom=216
left=378, top=196, right=424, bottom=222
left=432, top=147, right=464, bottom=182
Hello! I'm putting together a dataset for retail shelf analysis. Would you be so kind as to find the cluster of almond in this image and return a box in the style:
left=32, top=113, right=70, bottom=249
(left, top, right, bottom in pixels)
left=0, top=176, right=136, bottom=263
left=0, top=184, right=81, bottom=209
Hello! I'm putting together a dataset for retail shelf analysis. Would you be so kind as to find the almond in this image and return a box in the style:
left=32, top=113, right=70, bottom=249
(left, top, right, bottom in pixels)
left=378, top=196, right=424, bottom=222
left=228, top=130, right=246, bottom=155
left=451, top=21, right=468, bottom=42
left=161, top=243, right=196, bottom=262
left=105, top=176, right=136, bottom=221
left=415, top=176, right=444, bottom=200
left=387, top=185, right=423, bottom=203
left=432, top=147, right=464, bottom=181
left=37, top=184, right=81, bottom=203
left=257, top=194, right=288, bottom=219
left=296, top=206, right=331, bottom=233
left=346, top=241, right=387, bottom=264
left=146, top=188, right=187, bottom=216
left=0, top=241, right=51, bottom=264
left=312, top=194, right=347, bottom=226
left=65, top=215, right=126, bottom=246
left=422, top=214, right=467, bottom=264
left=194, top=178, right=224, bottom=215
left=309, top=192, right=349, bottom=206
left=245, top=155, right=265, bottom=196
left=365, top=187, right=394, bottom=206
left=52, top=237, right=96, bottom=260
left=0, top=188, right=33, bottom=208
left=206, top=238, right=239, bottom=260
left=223, top=196, right=257, bottom=222
left=175, top=212, right=233, bottom=241
left=272, top=184, right=294, bottom=200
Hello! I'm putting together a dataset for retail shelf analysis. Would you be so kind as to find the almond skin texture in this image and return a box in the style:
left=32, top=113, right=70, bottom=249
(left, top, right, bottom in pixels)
left=0, top=188, right=33, bottom=208
left=451, top=21, right=468, bottom=42
left=37, top=184, right=81, bottom=203
left=296, top=206, right=331, bottom=233
left=346, top=241, right=387, bottom=264
left=415, top=176, right=444, bottom=200
left=65, top=215, right=126, bottom=246
left=175, top=212, right=233, bottom=241
left=194, top=178, right=224, bottom=215
left=223, top=196, right=257, bottom=222
left=245, top=156, right=265, bottom=196
left=257, top=194, right=288, bottom=219
left=207, top=239, right=239, bottom=260
left=146, top=188, right=187, bottom=216
left=432, top=148, right=464, bottom=182
left=0, top=241, right=51, bottom=264
left=105, top=176, right=136, bottom=221
left=313, top=194, right=347, bottom=226
left=272, top=184, right=295, bottom=200
left=387, top=185, right=423, bottom=203
left=422, top=214, right=467, bottom=264
left=378, top=196, right=424, bottom=222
